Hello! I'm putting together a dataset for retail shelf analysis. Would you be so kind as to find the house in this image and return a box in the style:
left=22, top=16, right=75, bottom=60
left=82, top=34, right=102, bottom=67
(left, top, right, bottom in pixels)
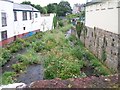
left=72, top=4, right=85, bottom=14
left=13, top=3, right=41, bottom=38
left=0, top=0, right=55, bottom=47
left=80, top=0, right=119, bottom=71
left=0, top=0, right=14, bottom=46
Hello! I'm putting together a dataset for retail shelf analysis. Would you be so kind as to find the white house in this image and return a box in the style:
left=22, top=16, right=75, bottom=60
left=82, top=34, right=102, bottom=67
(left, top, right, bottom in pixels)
left=72, top=4, right=85, bottom=14
left=13, top=3, right=41, bottom=38
left=85, top=0, right=119, bottom=34
left=0, top=0, right=14, bottom=46
left=80, top=0, right=119, bottom=71
left=0, top=0, right=55, bottom=47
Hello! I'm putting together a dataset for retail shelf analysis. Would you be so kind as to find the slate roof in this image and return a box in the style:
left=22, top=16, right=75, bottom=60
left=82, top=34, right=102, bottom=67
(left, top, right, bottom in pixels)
left=13, top=3, right=39, bottom=12
left=86, top=0, right=103, bottom=6
left=1, top=0, right=13, bottom=3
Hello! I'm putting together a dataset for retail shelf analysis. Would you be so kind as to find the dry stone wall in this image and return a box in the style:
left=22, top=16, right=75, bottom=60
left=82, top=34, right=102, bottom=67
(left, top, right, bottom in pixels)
left=80, top=26, right=119, bottom=72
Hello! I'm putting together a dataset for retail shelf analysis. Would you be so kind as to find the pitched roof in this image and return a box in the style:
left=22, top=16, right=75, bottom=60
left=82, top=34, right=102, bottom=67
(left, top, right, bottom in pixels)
left=13, top=3, right=39, bottom=12
left=86, top=0, right=103, bottom=6
left=0, top=0, right=13, bottom=3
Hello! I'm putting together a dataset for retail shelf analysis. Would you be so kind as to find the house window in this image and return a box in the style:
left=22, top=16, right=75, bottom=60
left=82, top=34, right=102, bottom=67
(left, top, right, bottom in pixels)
left=23, top=27, right=26, bottom=30
left=35, top=13, right=38, bottom=18
left=23, top=11, right=27, bottom=20
left=1, top=12, right=7, bottom=27
left=14, top=11, right=17, bottom=21
left=1, top=31, right=7, bottom=40
left=29, top=12, right=32, bottom=20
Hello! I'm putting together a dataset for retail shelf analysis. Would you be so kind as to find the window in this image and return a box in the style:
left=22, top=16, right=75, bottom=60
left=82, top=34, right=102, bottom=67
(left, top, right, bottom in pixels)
left=1, top=31, right=7, bottom=40
left=14, top=11, right=17, bottom=21
left=1, top=12, right=7, bottom=27
left=35, top=13, right=38, bottom=18
left=22, top=11, right=27, bottom=20
left=23, top=27, right=26, bottom=30
left=29, top=12, right=32, bottom=20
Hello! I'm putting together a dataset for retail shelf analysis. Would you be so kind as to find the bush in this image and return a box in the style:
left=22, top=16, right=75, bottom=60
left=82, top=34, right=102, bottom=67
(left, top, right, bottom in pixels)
left=16, top=54, right=28, bottom=64
left=0, top=48, right=12, bottom=67
left=7, top=43, right=23, bottom=53
left=2, top=49, right=11, bottom=61
left=58, top=20, right=64, bottom=27
left=0, top=72, right=16, bottom=85
left=12, top=63, right=26, bottom=73
left=16, top=49, right=41, bottom=65
left=44, top=52, right=84, bottom=79
left=53, top=16, right=57, bottom=28
left=0, top=57, right=4, bottom=67
left=31, top=41, right=45, bottom=52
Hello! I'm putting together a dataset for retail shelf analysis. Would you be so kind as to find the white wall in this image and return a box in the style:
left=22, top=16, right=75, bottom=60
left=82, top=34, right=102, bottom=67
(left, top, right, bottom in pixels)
left=0, top=0, right=14, bottom=41
left=40, top=14, right=55, bottom=32
left=85, top=0, right=119, bottom=34
left=14, top=11, right=41, bottom=35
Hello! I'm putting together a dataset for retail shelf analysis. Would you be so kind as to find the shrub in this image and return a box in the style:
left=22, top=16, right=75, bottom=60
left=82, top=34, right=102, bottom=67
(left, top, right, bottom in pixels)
left=53, top=16, right=57, bottom=28
left=0, top=57, right=4, bottom=67
left=58, top=20, right=64, bottom=27
left=0, top=72, right=16, bottom=85
left=95, top=66, right=110, bottom=76
left=31, top=41, right=45, bottom=52
left=12, top=63, right=26, bottom=73
left=0, top=48, right=12, bottom=66
left=16, top=54, right=28, bottom=64
left=16, top=49, right=41, bottom=65
left=44, top=53, right=84, bottom=79
left=8, top=43, right=23, bottom=53
left=2, top=49, right=11, bottom=61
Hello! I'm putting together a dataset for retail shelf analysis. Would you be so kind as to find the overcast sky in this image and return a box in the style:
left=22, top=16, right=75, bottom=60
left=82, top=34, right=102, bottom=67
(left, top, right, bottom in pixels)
left=13, top=0, right=91, bottom=8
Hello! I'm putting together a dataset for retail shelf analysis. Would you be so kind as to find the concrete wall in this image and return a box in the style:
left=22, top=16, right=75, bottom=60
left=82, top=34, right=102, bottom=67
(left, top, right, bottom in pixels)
left=85, top=0, right=119, bottom=34
left=80, top=26, right=119, bottom=72
left=40, top=14, right=55, bottom=32
left=83, top=0, right=119, bottom=71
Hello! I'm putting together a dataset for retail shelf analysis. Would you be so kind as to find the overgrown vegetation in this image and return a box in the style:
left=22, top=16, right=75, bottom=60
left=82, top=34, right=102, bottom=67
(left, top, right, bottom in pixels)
left=0, top=72, right=16, bottom=85
left=1, top=23, right=112, bottom=85
left=0, top=48, right=11, bottom=67
left=53, top=16, right=58, bottom=28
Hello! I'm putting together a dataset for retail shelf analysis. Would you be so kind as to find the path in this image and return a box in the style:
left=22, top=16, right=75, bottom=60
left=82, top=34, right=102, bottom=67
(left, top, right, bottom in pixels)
left=17, top=65, right=44, bottom=85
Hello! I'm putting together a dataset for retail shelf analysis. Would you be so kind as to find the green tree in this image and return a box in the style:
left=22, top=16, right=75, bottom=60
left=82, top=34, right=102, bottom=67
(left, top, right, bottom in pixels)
left=57, top=1, right=72, bottom=16
left=21, top=1, right=31, bottom=5
left=21, top=1, right=46, bottom=14
left=46, top=3, right=57, bottom=13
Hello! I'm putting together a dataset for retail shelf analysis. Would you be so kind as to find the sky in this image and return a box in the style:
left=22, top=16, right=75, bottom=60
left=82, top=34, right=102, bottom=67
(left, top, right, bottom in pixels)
left=13, top=0, right=89, bottom=8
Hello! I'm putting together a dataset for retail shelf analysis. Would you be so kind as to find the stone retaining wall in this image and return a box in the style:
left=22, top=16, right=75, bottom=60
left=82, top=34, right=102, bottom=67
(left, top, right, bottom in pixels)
left=80, top=26, right=119, bottom=72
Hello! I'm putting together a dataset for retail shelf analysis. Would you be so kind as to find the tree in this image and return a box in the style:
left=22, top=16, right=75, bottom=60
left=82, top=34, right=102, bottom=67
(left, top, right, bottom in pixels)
left=21, top=1, right=46, bottom=14
left=21, top=1, right=31, bottom=5
left=46, top=3, right=57, bottom=13
left=57, top=1, right=72, bottom=16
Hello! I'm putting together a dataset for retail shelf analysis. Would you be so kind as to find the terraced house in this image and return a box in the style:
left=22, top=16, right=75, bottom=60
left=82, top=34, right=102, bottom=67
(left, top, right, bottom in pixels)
left=0, top=0, right=41, bottom=47
left=81, top=0, right=120, bottom=71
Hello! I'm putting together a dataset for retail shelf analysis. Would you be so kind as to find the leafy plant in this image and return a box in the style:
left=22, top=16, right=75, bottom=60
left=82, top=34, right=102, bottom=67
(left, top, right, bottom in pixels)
left=16, top=49, right=41, bottom=65
left=12, top=63, right=26, bottom=73
left=0, top=48, right=12, bottom=66
left=53, top=16, right=58, bottom=28
left=0, top=72, right=16, bottom=85
left=58, top=20, right=64, bottom=27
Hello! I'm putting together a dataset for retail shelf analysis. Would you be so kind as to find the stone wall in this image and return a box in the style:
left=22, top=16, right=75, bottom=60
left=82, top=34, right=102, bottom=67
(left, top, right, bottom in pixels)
left=80, top=26, right=119, bottom=72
